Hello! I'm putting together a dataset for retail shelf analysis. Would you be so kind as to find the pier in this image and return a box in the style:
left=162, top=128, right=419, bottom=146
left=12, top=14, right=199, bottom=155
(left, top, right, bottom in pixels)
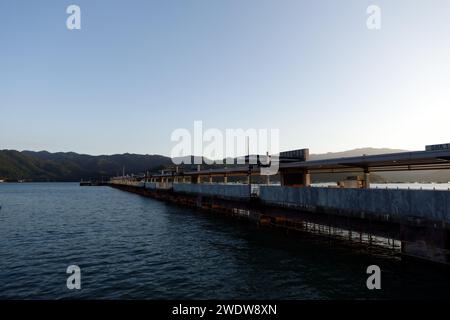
left=80, top=179, right=108, bottom=186
left=108, top=145, right=450, bottom=265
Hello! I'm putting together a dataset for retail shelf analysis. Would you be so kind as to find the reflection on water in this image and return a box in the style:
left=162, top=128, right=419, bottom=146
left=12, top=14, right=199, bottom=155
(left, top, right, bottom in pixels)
left=0, top=183, right=449, bottom=299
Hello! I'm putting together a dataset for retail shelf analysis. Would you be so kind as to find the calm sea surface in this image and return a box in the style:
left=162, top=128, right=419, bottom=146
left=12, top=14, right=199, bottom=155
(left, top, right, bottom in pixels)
left=0, top=183, right=449, bottom=299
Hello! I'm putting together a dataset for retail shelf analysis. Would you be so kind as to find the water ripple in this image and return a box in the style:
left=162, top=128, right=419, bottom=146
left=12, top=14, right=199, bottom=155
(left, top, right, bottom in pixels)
left=1, top=183, right=450, bottom=299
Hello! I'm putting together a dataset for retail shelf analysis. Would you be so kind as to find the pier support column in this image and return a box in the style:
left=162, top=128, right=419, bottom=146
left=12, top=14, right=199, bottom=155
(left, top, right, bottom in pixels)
left=363, top=170, right=370, bottom=189
left=280, top=169, right=310, bottom=187
left=266, top=175, right=270, bottom=185
left=302, top=170, right=311, bottom=187
left=209, top=176, right=213, bottom=184
left=224, top=175, right=228, bottom=183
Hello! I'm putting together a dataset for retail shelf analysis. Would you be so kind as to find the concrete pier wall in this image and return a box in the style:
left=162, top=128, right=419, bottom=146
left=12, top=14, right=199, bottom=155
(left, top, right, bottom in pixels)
left=259, top=186, right=450, bottom=222
left=110, top=182, right=450, bottom=264
left=144, top=182, right=157, bottom=190
left=110, top=180, right=143, bottom=187
left=173, top=183, right=251, bottom=200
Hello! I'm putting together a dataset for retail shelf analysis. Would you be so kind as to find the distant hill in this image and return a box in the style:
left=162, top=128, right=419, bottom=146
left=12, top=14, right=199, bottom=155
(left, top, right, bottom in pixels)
left=0, top=150, right=171, bottom=182
left=309, top=147, right=407, bottom=160
left=1, top=147, right=449, bottom=183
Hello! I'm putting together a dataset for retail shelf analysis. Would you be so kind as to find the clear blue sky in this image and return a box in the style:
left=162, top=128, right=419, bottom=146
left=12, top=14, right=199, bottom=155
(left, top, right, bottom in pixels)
left=1, top=0, right=450, bottom=156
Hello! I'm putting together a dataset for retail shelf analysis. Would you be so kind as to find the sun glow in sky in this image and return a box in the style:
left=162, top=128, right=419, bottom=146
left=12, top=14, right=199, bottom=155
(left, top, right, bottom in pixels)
left=1, top=0, right=450, bottom=156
